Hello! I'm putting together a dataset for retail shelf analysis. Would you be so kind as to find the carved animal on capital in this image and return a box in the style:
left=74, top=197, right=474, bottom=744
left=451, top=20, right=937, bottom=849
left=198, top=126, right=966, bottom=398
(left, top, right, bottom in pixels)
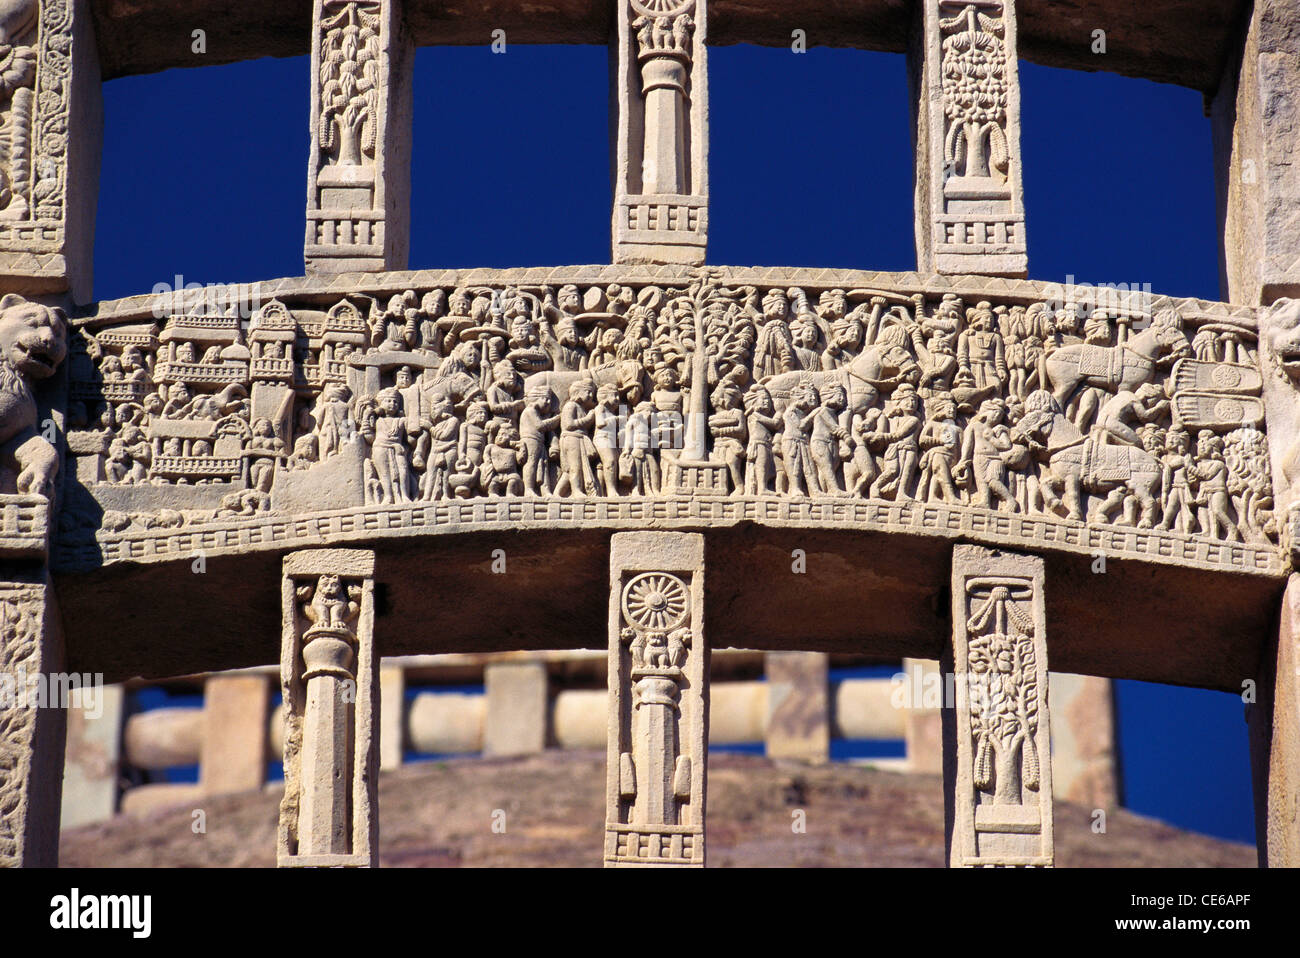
left=1260, top=298, right=1300, bottom=493
left=299, top=573, right=362, bottom=635
left=0, top=294, right=68, bottom=498
left=1044, top=315, right=1188, bottom=410
left=1016, top=390, right=1162, bottom=526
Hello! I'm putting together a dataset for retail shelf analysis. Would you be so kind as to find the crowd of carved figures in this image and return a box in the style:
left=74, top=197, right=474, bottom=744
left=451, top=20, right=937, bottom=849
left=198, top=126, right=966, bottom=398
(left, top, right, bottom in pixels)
left=66, top=275, right=1278, bottom=545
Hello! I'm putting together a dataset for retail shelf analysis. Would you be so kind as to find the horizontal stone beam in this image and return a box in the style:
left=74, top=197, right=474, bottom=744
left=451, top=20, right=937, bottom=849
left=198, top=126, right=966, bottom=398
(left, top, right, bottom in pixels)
left=92, top=0, right=1241, bottom=91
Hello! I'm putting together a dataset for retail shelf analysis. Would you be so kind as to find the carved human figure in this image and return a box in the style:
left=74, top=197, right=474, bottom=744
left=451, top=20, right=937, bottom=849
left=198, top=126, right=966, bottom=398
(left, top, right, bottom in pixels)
left=806, top=383, right=850, bottom=495
left=594, top=383, right=623, bottom=497
left=708, top=378, right=747, bottom=494
left=869, top=384, right=922, bottom=501
left=743, top=384, right=781, bottom=495
left=780, top=382, right=819, bottom=497
left=918, top=392, right=962, bottom=503
left=1093, top=383, right=1169, bottom=448
left=1157, top=427, right=1197, bottom=533
left=520, top=387, right=560, bottom=496
left=419, top=395, right=460, bottom=501
left=481, top=422, right=525, bottom=497
left=362, top=388, right=417, bottom=504
left=622, top=400, right=660, bottom=496
left=555, top=379, right=599, bottom=498
left=960, top=397, right=1018, bottom=512
left=753, top=289, right=795, bottom=380
left=956, top=301, right=1007, bottom=401
left=247, top=417, right=285, bottom=493
left=1195, top=431, right=1240, bottom=542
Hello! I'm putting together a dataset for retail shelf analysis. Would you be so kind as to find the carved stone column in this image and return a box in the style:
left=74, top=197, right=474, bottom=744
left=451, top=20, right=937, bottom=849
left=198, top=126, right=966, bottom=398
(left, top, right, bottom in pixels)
left=1211, top=0, right=1300, bottom=305
left=305, top=0, right=412, bottom=273
left=945, top=544, right=1052, bottom=867
left=605, top=531, right=708, bottom=866
left=278, top=548, right=379, bottom=867
left=1248, top=573, right=1300, bottom=866
left=613, top=0, right=708, bottom=266
left=0, top=0, right=102, bottom=303
left=0, top=577, right=67, bottom=866
left=911, top=0, right=1027, bottom=277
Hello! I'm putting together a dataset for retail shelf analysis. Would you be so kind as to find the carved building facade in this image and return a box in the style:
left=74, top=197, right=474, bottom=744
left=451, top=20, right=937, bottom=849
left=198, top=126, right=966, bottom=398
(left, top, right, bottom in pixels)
left=0, top=0, right=1298, bottom=867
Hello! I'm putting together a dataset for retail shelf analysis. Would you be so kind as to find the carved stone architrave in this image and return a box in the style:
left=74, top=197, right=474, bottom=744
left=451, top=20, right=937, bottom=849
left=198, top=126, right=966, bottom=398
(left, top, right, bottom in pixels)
left=0, top=577, right=66, bottom=866
left=0, top=0, right=101, bottom=302
left=278, top=547, right=378, bottom=867
left=946, top=543, right=1052, bottom=867
left=613, top=0, right=708, bottom=266
left=305, top=0, right=412, bottom=274
left=605, top=531, right=708, bottom=866
left=912, top=0, right=1027, bottom=277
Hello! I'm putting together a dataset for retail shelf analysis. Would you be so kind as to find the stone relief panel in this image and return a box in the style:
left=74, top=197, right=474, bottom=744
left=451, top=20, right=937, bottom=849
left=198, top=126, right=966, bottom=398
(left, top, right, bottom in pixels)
left=916, top=0, right=1026, bottom=276
left=0, top=581, right=62, bottom=866
left=278, top=548, right=377, bottom=868
left=948, top=544, right=1051, bottom=867
left=61, top=271, right=1278, bottom=573
left=0, top=0, right=97, bottom=298
left=605, top=531, right=707, bottom=867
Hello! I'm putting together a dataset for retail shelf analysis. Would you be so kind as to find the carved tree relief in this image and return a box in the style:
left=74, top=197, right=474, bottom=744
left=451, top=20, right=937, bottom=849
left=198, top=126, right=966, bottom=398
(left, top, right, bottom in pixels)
left=948, top=544, right=1052, bottom=867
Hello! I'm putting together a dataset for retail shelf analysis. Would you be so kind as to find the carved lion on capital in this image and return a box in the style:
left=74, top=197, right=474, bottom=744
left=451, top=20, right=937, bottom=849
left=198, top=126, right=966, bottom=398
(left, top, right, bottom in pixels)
left=0, top=293, right=68, bottom=497
left=1263, top=298, right=1300, bottom=381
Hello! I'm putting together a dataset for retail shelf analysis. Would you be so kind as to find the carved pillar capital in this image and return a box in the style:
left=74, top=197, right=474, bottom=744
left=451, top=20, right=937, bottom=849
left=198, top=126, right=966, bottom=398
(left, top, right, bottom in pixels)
left=605, top=531, right=708, bottom=866
left=946, top=543, right=1052, bottom=867
left=613, top=0, right=708, bottom=266
left=278, top=547, right=379, bottom=867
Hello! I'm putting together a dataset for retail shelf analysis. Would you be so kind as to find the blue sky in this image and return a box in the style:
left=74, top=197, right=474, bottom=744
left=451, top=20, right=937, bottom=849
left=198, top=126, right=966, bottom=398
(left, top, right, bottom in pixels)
left=97, top=43, right=1254, bottom=845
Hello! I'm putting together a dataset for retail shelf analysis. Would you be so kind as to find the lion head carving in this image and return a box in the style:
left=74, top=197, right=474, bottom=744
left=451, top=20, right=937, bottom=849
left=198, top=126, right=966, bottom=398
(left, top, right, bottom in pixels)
left=0, top=293, right=67, bottom=383
left=1261, top=298, right=1300, bottom=382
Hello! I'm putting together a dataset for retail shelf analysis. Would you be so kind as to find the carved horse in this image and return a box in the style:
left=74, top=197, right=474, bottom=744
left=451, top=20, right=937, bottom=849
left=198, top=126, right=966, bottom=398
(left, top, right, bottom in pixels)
left=1044, top=321, right=1188, bottom=409
left=1016, top=391, right=1163, bottom=526
left=765, top=339, right=919, bottom=417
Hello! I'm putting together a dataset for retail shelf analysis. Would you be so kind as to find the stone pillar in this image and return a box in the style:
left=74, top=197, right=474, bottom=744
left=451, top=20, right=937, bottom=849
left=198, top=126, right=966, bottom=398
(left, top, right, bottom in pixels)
left=483, top=660, right=549, bottom=757
left=1248, top=573, right=1300, bottom=866
left=305, top=0, right=412, bottom=273
left=199, top=673, right=270, bottom=796
left=278, top=548, right=379, bottom=868
left=1211, top=0, right=1300, bottom=305
left=910, top=0, right=1027, bottom=277
left=605, top=531, right=708, bottom=867
left=0, top=0, right=101, bottom=303
left=765, top=652, right=829, bottom=763
left=1048, top=672, right=1120, bottom=809
left=613, top=0, right=708, bottom=266
left=902, top=657, right=944, bottom=775
left=60, top=682, right=124, bottom=828
left=945, top=544, right=1052, bottom=867
left=0, top=577, right=66, bottom=866
left=378, top=663, right=404, bottom=770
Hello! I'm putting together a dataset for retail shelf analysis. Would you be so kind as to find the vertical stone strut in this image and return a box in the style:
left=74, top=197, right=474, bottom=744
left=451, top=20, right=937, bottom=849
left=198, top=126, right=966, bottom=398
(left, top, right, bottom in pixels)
left=605, top=531, right=708, bottom=866
left=278, top=548, right=379, bottom=867
left=0, top=0, right=101, bottom=303
left=0, top=577, right=65, bottom=866
left=613, top=0, right=708, bottom=266
left=912, top=0, right=1027, bottom=277
left=305, top=0, right=412, bottom=273
left=946, top=544, right=1052, bottom=867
